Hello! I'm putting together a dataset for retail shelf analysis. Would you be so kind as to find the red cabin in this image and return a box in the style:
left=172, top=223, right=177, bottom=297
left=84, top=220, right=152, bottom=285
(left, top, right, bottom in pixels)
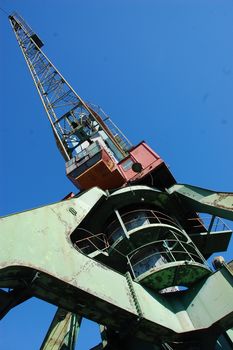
left=66, top=140, right=176, bottom=191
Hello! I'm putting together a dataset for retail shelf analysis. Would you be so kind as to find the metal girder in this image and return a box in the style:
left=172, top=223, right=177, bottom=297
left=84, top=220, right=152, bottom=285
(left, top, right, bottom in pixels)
left=9, top=13, right=131, bottom=161
left=168, top=184, right=233, bottom=221
left=40, top=308, right=81, bottom=350
left=0, top=287, right=32, bottom=320
left=0, top=186, right=233, bottom=345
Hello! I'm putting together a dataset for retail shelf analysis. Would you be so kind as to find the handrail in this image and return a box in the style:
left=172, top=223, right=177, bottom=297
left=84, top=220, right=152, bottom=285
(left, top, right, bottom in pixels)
left=187, top=214, right=231, bottom=232
left=106, top=209, right=182, bottom=242
left=129, top=246, right=207, bottom=277
left=106, top=209, right=180, bottom=230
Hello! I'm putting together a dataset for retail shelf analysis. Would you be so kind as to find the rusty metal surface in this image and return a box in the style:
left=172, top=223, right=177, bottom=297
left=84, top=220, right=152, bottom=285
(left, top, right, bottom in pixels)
left=227, top=260, right=233, bottom=274
left=0, top=187, right=180, bottom=341
left=1, top=186, right=233, bottom=344
left=168, top=184, right=233, bottom=221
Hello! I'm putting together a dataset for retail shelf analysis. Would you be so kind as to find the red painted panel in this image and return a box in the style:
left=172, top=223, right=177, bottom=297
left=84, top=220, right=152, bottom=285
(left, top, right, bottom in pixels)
left=68, top=148, right=126, bottom=190
left=131, top=143, right=160, bottom=168
left=67, top=141, right=170, bottom=190
left=118, top=142, right=162, bottom=181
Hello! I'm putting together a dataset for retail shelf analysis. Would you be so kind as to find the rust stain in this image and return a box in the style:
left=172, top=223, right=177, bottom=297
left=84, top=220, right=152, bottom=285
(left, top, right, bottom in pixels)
left=203, top=193, right=233, bottom=211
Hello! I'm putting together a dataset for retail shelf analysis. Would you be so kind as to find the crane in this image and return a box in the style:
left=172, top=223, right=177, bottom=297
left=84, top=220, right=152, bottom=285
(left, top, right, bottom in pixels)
left=0, top=12, right=233, bottom=349
left=8, top=12, right=177, bottom=192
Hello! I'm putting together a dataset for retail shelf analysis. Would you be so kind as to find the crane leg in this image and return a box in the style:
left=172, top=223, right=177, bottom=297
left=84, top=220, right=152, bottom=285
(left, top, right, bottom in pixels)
left=40, top=308, right=82, bottom=350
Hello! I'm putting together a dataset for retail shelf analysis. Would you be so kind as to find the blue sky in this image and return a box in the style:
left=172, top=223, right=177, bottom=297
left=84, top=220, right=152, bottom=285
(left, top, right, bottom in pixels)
left=1, top=1, right=233, bottom=349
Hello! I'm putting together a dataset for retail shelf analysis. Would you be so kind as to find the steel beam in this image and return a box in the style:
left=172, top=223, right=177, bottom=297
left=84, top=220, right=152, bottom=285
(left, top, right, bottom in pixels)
left=40, top=308, right=81, bottom=350
left=0, top=186, right=233, bottom=345
left=169, top=184, right=233, bottom=221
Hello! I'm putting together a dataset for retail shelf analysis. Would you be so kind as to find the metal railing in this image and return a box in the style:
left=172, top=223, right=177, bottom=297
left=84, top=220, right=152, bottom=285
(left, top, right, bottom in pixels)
left=106, top=209, right=182, bottom=243
left=187, top=214, right=232, bottom=233
left=87, top=103, right=132, bottom=152
left=128, top=237, right=208, bottom=278
left=73, top=228, right=109, bottom=255
left=66, top=141, right=101, bottom=169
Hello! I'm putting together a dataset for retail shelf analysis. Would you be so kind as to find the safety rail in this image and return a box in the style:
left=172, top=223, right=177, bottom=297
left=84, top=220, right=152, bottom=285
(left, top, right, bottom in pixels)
left=87, top=103, right=132, bottom=152
left=106, top=209, right=182, bottom=243
left=73, top=229, right=109, bottom=255
left=128, top=238, right=208, bottom=278
left=66, top=142, right=101, bottom=173
left=187, top=214, right=232, bottom=233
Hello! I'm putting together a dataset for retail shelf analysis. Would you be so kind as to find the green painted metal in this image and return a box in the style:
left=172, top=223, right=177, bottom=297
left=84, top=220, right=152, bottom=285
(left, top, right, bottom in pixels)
left=77, top=185, right=231, bottom=294
left=84, top=184, right=232, bottom=239
left=40, top=308, right=81, bottom=350
left=135, top=261, right=211, bottom=290
left=182, top=264, right=233, bottom=330
left=226, top=328, right=233, bottom=343
left=168, top=184, right=233, bottom=221
left=0, top=185, right=233, bottom=347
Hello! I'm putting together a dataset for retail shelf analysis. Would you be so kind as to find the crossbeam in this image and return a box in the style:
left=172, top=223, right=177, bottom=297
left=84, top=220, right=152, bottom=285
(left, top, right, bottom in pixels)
left=0, top=186, right=233, bottom=346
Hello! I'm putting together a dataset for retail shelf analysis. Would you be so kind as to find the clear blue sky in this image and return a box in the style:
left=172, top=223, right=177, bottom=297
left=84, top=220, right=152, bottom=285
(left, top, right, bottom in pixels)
left=1, top=0, right=233, bottom=349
